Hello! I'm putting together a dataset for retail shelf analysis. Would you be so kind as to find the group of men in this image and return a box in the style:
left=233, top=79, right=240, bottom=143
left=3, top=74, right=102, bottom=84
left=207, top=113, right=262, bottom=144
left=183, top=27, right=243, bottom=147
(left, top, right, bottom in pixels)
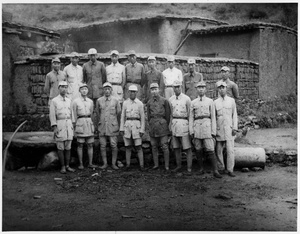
left=46, top=48, right=239, bottom=177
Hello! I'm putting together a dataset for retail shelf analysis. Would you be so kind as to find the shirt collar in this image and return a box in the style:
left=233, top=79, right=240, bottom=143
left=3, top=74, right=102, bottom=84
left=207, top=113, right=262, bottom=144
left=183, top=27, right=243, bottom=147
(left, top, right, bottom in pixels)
left=198, top=95, right=206, bottom=100
left=112, top=61, right=119, bottom=66
left=80, top=95, right=88, bottom=101
left=131, top=62, right=137, bottom=67
left=52, top=70, right=60, bottom=75
left=105, top=96, right=112, bottom=101
left=58, top=94, right=66, bottom=100
left=89, top=60, right=97, bottom=66
left=153, top=95, right=160, bottom=101
left=130, top=98, right=137, bottom=103
left=175, top=93, right=183, bottom=99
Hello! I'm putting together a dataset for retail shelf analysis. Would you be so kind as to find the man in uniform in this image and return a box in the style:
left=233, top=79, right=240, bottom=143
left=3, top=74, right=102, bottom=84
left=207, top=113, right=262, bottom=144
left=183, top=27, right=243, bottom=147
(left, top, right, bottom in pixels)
left=215, top=66, right=239, bottom=99
left=83, top=48, right=107, bottom=104
left=72, top=83, right=97, bottom=170
left=120, top=85, right=145, bottom=171
left=144, top=56, right=165, bottom=103
left=189, top=81, right=222, bottom=178
left=214, top=81, right=238, bottom=177
left=183, top=58, right=204, bottom=100
left=147, top=83, right=171, bottom=171
left=63, top=52, right=83, bottom=101
left=169, top=80, right=193, bottom=173
left=125, top=50, right=146, bottom=101
left=162, top=55, right=183, bottom=100
left=49, top=81, right=75, bottom=174
left=44, top=57, right=66, bottom=106
left=95, top=82, right=121, bottom=170
left=106, top=50, right=126, bottom=105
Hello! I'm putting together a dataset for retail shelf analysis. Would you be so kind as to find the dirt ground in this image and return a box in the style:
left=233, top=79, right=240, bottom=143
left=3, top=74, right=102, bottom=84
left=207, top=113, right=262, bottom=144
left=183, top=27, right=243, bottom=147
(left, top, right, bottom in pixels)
left=2, top=127, right=297, bottom=231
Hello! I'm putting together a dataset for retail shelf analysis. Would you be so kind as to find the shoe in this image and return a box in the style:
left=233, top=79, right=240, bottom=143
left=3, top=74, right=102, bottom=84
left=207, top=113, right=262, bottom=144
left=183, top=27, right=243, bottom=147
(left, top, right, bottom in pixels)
left=66, top=166, right=75, bottom=172
left=112, top=165, right=119, bottom=170
left=172, top=167, right=182, bottom=173
left=124, top=166, right=131, bottom=171
left=198, top=169, right=205, bottom=175
left=186, top=169, right=192, bottom=176
left=60, top=167, right=66, bottom=174
left=150, top=166, right=159, bottom=171
left=99, top=164, right=108, bottom=170
left=78, top=165, right=84, bottom=170
left=213, top=172, right=222, bottom=178
left=219, top=169, right=228, bottom=174
left=228, top=172, right=236, bottom=177
left=140, top=166, right=146, bottom=172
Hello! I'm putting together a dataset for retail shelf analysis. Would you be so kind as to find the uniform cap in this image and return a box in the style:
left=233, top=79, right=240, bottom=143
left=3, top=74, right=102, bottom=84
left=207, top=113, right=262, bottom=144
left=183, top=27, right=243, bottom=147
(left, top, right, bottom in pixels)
left=167, top=55, right=175, bottom=62
left=187, top=58, right=196, bottom=64
left=217, top=81, right=227, bottom=87
left=148, top=56, right=156, bottom=61
left=70, top=52, right=79, bottom=58
left=221, top=66, right=230, bottom=72
left=127, top=50, right=136, bottom=56
left=128, top=85, right=138, bottom=91
left=172, top=80, right=182, bottom=86
left=110, top=50, right=119, bottom=56
left=58, top=81, right=68, bottom=87
left=196, top=81, right=206, bottom=87
left=150, top=83, right=159, bottom=89
left=88, top=48, right=97, bottom=55
left=79, top=83, right=88, bottom=90
left=103, top=82, right=112, bottom=88
left=52, top=57, right=61, bottom=63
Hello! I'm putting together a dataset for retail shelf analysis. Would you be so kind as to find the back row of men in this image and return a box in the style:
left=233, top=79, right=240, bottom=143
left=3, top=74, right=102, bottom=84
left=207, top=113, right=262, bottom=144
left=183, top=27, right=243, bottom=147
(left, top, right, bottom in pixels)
left=44, top=48, right=239, bottom=106
left=50, top=75, right=237, bottom=178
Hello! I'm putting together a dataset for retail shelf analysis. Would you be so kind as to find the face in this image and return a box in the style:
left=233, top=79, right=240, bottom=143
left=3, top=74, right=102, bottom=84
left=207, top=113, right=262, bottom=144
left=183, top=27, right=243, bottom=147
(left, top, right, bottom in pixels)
left=150, top=87, right=159, bottom=96
left=59, top=85, right=68, bottom=96
left=71, top=57, right=79, bottom=66
left=129, top=55, right=136, bottom=64
left=52, top=62, right=60, bottom=71
left=129, top=90, right=137, bottom=100
left=89, top=54, right=96, bottom=62
left=79, top=86, right=88, bottom=96
left=173, top=85, right=181, bottom=96
left=218, top=86, right=227, bottom=97
left=148, top=60, right=156, bottom=69
left=104, top=87, right=112, bottom=97
left=168, top=61, right=174, bottom=69
left=197, top=86, right=206, bottom=96
left=221, top=70, right=230, bottom=80
left=111, top=54, right=118, bottom=64
left=189, top=63, right=195, bottom=72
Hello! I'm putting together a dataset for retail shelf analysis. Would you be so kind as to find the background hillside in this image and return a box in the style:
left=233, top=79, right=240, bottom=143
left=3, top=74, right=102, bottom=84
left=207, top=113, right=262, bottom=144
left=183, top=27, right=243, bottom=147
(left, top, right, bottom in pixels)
left=2, top=3, right=297, bottom=30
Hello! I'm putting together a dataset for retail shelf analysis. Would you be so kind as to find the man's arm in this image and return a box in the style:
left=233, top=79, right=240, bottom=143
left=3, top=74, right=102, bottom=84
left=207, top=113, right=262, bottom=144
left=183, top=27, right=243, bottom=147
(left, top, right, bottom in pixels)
left=119, top=101, right=126, bottom=132
left=232, top=83, right=239, bottom=100
left=101, top=62, right=107, bottom=83
left=188, top=102, right=194, bottom=136
left=210, top=100, right=217, bottom=136
left=44, top=73, right=50, bottom=96
left=139, top=102, right=145, bottom=134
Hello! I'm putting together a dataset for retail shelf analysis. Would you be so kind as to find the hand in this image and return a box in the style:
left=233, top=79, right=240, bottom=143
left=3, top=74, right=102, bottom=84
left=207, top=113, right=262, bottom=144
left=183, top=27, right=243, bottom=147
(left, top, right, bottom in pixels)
left=232, top=130, right=237, bottom=136
left=140, top=132, right=144, bottom=137
left=53, top=126, right=59, bottom=138
left=190, top=134, right=194, bottom=139
left=120, top=131, right=124, bottom=136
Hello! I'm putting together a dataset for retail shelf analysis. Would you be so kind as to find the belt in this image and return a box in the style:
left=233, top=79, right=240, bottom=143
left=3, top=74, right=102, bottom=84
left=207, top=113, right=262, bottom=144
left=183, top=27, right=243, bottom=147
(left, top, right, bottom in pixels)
left=126, top=118, right=140, bottom=121
left=57, top=117, right=71, bottom=120
left=78, top=115, right=91, bottom=119
left=195, top=116, right=210, bottom=120
left=172, top=117, right=188, bottom=120
left=111, top=82, right=122, bottom=86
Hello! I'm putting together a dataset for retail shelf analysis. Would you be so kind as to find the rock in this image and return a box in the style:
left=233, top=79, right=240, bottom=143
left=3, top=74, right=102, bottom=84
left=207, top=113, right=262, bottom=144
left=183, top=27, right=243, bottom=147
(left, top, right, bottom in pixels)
left=33, top=195, right=41, bottom=199
left=251, top=167, right=263, bottom=172
left=117, top=160, right=124, bottom=168
left=264, top=148, right=273, bottom=155
left=37, top=151, right=59, bottom=170
left=54, top=178, right=62, bottom=181
left=248, top=115, right=257, bottom=121
left=214, top=194, right=232, bottom=200
left=254, top=125, right=260, bottom=129
left=241, top=167, right=250, bottom=172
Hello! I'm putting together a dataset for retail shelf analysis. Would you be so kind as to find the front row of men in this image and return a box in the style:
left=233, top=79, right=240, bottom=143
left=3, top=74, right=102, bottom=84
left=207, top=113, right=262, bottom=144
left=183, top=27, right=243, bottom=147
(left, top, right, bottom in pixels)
left=50, top=79, right=237, bottom=177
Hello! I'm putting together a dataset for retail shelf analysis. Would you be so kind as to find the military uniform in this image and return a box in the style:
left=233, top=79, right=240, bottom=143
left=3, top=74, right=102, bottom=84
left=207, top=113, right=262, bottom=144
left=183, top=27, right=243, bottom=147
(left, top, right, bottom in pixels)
left=106, top=50, right=126, bottom=104
left=183, top=71, right=204, bottom=100
left=214, top=82, right=238, bottom=174
left=147, top=83, right=171, bottom=169
left=215, top=66, right=239, bottom=99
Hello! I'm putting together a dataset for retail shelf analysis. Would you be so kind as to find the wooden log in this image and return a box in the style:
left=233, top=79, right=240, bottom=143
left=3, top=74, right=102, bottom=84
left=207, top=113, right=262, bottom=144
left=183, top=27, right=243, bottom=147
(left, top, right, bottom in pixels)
left=234, top=147, right=266, bottom=168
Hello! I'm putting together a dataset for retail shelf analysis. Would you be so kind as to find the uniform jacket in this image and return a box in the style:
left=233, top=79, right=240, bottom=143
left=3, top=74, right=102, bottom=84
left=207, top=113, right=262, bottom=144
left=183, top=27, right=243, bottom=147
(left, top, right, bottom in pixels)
left=183, top=71, right=204, bottom=100
left=63, top=64, right=83, bottom=100
left=120, top=98, right=145, bottom=139
left=214, top=95, right=238, bottom=141
left=189, top=95, right=216, bottom=139
left=49, top=95, right=74, bottom=141
left=83, top=60, right=107, bottom=99
left=44, top=70, right=66, bottom=99
left=147, top=95, right=171, bottom=137
left=72, top=96, right=94, bottom=137
left=95, top=95, right=121, bottom=136
left=169, top=93, right=191, bottom=137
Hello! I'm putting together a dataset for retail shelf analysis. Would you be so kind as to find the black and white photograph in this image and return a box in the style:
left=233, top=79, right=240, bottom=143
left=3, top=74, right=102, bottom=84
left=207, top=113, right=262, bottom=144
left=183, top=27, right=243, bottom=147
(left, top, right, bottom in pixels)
left=2, top=1, right=297, bottom=231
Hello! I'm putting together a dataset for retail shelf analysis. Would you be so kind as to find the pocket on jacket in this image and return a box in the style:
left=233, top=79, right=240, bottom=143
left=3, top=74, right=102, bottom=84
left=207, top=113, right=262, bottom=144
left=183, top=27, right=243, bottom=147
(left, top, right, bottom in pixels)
left=75, top=123, right=84, bottom=134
